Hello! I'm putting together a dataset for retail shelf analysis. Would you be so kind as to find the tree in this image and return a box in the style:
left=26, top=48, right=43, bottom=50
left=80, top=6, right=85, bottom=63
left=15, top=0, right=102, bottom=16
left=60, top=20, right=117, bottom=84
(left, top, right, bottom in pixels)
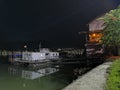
left=99, top=6, right=120, bottom=55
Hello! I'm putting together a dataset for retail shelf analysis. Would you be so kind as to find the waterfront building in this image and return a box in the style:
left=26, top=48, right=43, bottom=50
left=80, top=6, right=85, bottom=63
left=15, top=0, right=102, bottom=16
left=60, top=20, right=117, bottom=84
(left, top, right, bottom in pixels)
left=79, top=15, right=105, bottom=58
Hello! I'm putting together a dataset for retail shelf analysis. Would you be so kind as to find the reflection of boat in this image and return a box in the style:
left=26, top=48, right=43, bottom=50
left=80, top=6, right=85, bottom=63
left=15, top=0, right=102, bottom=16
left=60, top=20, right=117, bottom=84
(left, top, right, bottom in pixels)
left=8, top=66, right=59, bottom=80
left=22, top=67, right=59, bottom=80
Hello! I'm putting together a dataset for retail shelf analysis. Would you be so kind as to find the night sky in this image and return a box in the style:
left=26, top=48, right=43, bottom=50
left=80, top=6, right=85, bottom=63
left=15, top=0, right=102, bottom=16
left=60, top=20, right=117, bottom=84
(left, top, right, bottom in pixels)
left=0, top=0, right=120, bottom=49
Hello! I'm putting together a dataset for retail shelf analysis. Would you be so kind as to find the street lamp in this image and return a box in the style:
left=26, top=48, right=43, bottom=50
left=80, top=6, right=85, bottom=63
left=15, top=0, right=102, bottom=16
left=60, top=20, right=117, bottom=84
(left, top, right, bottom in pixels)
left=24, top=45, right=27, bottom=51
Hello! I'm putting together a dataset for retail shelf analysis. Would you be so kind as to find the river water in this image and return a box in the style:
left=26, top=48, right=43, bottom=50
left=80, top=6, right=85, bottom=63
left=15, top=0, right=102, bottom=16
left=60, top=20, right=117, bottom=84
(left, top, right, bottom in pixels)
left=0, top=59, right=92, bottom=90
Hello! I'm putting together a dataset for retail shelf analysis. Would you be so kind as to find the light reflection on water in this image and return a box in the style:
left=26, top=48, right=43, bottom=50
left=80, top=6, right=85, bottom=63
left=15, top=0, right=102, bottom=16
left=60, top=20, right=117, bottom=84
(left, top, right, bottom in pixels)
left=8, top=66, right=59, bottom=80
left=0, top=59, right=91, bottom=90
left=0, top=64, right=68, bottom=90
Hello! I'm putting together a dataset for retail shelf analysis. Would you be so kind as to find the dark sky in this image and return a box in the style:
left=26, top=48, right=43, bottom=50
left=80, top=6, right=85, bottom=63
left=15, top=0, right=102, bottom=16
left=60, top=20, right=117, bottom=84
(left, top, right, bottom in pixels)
left=0, top=0, right=120, bottom=49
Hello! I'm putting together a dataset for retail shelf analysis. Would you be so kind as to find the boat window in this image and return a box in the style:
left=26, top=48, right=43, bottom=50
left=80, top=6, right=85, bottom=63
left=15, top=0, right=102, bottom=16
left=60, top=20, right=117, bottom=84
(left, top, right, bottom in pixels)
left=46, top=53, right=49, bottom=55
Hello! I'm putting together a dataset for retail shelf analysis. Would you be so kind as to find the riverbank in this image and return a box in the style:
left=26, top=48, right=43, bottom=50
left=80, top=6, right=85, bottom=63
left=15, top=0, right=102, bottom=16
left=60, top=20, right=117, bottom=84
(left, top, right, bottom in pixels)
left=62, top=62, right=112, bottom=90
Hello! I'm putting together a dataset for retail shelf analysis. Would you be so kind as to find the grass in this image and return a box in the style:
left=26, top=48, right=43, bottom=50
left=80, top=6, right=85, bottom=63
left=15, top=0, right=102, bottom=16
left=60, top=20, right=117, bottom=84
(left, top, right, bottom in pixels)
left=106, top=59, right=120, bottom=90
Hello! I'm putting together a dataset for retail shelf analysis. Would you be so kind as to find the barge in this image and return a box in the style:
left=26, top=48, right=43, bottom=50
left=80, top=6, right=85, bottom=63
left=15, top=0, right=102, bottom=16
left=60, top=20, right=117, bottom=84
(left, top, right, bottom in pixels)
left=9, top=48, right=59, bottom=67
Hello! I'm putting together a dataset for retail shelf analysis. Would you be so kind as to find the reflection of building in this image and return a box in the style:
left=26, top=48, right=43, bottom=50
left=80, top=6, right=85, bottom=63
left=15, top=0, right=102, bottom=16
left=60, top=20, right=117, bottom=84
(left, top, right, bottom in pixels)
left=8, top=66, right=59, bottom=80
left=22, top=67, right=59, bottom=80
left=22, top=70, right=43, bottom=80
left=8, top=67, right=22, bottom=76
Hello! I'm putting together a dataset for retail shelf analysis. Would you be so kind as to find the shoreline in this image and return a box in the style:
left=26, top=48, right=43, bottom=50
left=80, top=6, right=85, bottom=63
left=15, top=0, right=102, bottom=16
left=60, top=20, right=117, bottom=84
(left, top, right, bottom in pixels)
left=62, top=62, right=112, bottom=90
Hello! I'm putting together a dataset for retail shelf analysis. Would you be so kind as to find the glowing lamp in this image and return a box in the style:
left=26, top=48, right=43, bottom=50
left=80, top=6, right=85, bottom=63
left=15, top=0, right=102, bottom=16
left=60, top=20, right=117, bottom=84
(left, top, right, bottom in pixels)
left=92, top=33, right=96, bottom=37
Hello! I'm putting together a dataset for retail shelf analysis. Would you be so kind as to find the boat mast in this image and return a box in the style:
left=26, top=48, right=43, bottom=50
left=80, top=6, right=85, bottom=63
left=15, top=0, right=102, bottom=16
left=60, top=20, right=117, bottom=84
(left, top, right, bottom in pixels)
left=39, top=42, right=41, bottom=52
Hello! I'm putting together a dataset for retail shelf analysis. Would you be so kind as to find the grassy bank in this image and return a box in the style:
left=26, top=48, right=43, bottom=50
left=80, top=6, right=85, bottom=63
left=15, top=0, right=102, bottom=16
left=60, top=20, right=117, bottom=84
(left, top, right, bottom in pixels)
left=106, top=59, right=120, bottom=90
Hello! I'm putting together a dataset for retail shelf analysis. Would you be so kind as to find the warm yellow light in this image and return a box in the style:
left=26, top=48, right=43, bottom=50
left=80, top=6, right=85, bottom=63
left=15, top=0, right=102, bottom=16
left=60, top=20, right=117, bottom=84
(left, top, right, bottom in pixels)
left=89, top=33, right=102, bottom=43
left=92, top=33, right=96, bottom=37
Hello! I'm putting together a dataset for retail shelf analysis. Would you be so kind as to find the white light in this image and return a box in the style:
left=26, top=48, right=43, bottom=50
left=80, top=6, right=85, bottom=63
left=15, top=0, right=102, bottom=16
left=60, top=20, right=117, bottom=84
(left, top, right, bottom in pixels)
left=24, top=45, right=27, bottom=48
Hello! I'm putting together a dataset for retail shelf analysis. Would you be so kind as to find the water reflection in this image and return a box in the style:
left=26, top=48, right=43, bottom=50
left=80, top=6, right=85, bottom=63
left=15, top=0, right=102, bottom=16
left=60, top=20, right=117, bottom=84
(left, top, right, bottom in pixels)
left=0, top=60, right=93, bottom=90
left=0, top=64, right=67, bottom=90
left=8, top=66, right=59, bottom=80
